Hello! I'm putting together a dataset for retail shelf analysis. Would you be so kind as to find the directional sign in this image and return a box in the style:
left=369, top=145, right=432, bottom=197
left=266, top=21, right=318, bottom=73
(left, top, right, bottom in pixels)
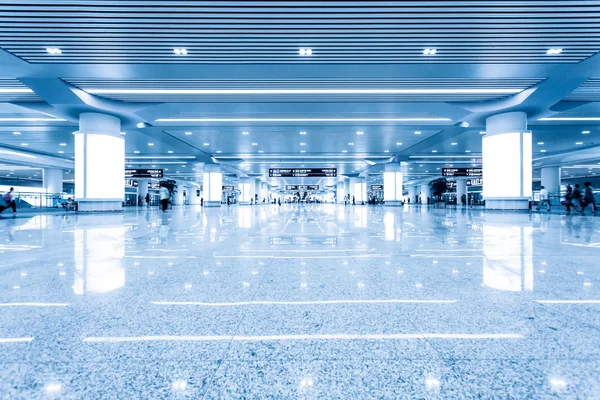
left=124, top=179, right=139, bottom=188
left=125, top=169, right=163, bottom=178
left=467, top=178, right=483, bottom=186
left=270, top=168, right=337, bottom=177
left=285, top=185, right=320, bottom=191
left=222, top=185, right=235, bottom=191
left=371, top=185, right=384, bottom=190
left=442, top=168, right=482, bottom=177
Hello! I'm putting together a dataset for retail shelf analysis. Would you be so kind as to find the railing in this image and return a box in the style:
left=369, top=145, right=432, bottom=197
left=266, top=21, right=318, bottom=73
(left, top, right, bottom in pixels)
left=11, top=192, right=72, bottom=209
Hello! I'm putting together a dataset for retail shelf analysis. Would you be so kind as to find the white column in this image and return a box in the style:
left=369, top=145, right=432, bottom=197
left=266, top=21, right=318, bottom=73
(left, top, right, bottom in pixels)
left=540, top=166, right=561, bottom=197
left=483, top=111, right=532, bottom=210
left=203, top=164, right=222, bottom=207
left=408, top=186, right=416, bottom=203
left=43, top=168, right=63, bottom=194
left=420, top=184, right=431, bottom=205
left=188, top=185, right=201, bottom=205
left=349, top=177, right=367, bottom=204
left=384, top=163, right=403, bottom=206
left=137, top=179, right=148, bottom=205
left=75, top=113, right=124, bottom=212
left=456, top=178, right=468, bottom=206
left=238, top=177, right=253, bottom=205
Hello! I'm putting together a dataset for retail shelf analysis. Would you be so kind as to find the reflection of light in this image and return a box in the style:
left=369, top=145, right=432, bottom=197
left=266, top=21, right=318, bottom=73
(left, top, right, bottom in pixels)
left=299, top=378, right=314, bottom=387
left=0, top=337, right=34, bottom=343
left=425, top=377, right=440, bottom=389
left=0, top=303, right=68, bottom=307
left=384, top=212, right=394, bottom=240
left=44, top=383, right=62, bottom=393
left=151, top=300, right=457, bottom=306
left=549, top=378, right=566, bottom=390
left=536, top=300, right=600, bottom=304
left=172, top=380, right=188, bottom=391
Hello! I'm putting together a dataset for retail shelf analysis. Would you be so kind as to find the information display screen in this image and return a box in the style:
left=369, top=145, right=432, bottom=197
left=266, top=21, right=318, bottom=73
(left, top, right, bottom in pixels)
left=125, top=169, right=163, bottom=178
left=442, top=168, right=482, bottom=177
left=270, top=168, right=337, bottom=177
left=124, top=179, right=139, bottom=188
left=285, top=185, right=320, bottom=191
left=222, top=185, right=235, bottom=191
left=371, top=185, right=384, bottom=190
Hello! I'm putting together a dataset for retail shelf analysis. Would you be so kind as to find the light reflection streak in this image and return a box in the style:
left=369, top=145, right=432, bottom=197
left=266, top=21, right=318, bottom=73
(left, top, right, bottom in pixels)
left=151, top=299, right=458, bottom=306
left=0, top=337, right=34, bottom=343
left=0, top=303, right=69, bottom=307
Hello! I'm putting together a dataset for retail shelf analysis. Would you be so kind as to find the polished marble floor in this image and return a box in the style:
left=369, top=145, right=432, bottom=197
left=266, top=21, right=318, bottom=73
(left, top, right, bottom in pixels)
left=0, top=204, right=599, bottom=399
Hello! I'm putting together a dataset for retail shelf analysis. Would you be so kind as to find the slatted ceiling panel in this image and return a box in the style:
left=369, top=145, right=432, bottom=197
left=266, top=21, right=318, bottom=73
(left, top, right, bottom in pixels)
left=563, top=78, right=600, bottom=102
left=0, top=1, right=599, bottom=64
left=63, top=78, right=544, bottom=103
left=0, top=80, right=42, bottom=102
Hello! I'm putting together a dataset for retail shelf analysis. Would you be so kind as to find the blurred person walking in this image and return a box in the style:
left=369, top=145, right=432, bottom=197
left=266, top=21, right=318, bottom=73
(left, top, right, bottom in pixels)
left=572, top=184, right=583, bottom=213
left=581, top=182, right=597, bottom=215
left=0, top=187, right=17, bottom=216
left=562, top=184, right=573, bottom=213
left=536, top=186, right=551, bottom=212
left=159, top=184, right=170, bottom=212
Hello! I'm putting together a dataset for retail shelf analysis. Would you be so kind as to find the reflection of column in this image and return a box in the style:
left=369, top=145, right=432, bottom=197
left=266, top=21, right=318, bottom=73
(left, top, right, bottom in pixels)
left=75, top=113, right=124, bottom=211
left=483, top=111, right=532, bottom=210
left=74, top=225, right=125, bottom=295
left=203, top=164, right=222, bottom=207
left=384, top=163, right=403, bottom=206
left=349, top=177, right=366, bottom=203
left=541, top=166, right=561, bottom=197
left=420, top=184, right=431, bottom=204
left=43, top=168, right=63, bottom=194
left=456, top=178, right=467, bottom=205
left=482, top=214, right=533, bottom=291
left=137, top=179, right=148, bottom=204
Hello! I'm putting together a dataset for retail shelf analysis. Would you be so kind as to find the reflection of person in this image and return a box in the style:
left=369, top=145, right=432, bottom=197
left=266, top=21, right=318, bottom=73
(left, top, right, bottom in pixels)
left=0, top=187, right=17, bottom=215
left=159, top=184, right=170, bottom=212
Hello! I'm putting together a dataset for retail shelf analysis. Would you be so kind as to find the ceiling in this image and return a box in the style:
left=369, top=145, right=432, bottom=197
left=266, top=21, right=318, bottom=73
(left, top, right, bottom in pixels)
left=0, top=0, right=599, bottom=188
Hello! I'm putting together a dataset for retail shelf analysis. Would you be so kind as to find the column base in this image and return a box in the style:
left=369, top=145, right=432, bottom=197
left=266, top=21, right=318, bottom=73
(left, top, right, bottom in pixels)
left=385, top=200, right=403, bottom=206
left=485, top=198, right=530, bottom=210
left=78, top=200, right=122, bottom=212
left=204, top=201, right=221, bottom=208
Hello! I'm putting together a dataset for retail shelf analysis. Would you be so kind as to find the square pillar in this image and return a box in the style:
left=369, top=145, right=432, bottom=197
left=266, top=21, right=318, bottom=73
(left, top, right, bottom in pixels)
left=384, top=163, right=403, bottom=206
left=203, top=164, right=222, bottom=207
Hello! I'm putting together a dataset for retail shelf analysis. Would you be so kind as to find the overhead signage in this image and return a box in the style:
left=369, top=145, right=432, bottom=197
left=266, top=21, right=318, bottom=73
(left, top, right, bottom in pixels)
left=447, top=181, right=457, bottom=189
left=371, top=185, right=384, bottom=190
left=467, top=178, right=483, bottom=186
left=286, top=185, right=320, bottom=191
left=124, top=179, right=139, bottom=188
left=269, top=168, right=337, bottom=177
left=442, top=168, right=482, bottom=177
left=222, top=185, right=235, bottom=191
left=148, top=182, right=161, bottom=189
left=125, top=169, right=163, bottom=178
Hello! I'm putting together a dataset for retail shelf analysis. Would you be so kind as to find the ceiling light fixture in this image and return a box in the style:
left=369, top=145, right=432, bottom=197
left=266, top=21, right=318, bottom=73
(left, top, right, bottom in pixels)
left=384, top=150, right=390, bottom=153
left=348, top=142, right=354, bottom=146
left=451, top=142, right=457, bottom=145
left=120, top=131, right=126, bottom=135
left=300, top=143, right=306, bottom=146
left=414, top=131, right=422, bottom=135
left=242, top=131, right=249, bottom=135
left=203, top=143, right=209, bottom=146
left=251, top=142, right=258, bottom=146
left=539, top=117, right=600, bottom=121
left=148, top=143, right=154, bottom=146
left=465, top=150, right=471, bottom=153
left=540, top=149, right=547, bottom=153
left=173, top=48, right=188, bottom=55
left=21, top=143, right=28, bottom=146
left=0, top=118, right=63, bottom=122
left=576, top=142, right=583, bottom=145
left=423, top=48, right=437, bottom=55
left=300, top=150, right=305, bottom=153
left=342, top=150, right=348, bottom=153
left=45, top=47, right=62, bottom=55
left=12, top=131, right=21, bottom=135
left=432, top=150, right=438, bottom=153
left=184, top=131, right=192, bottom=135
left=299, top=48, right=313, bottom=56
left=59, top=143, right=66, bottom=146
left=58, top=151, right=64, bottom=154
left=546, top=48, right=563, bottom=55
left=300, top=131, right=307, bottom=135
left=396, top=142, right=402, bottom=145
left=216, top=150, right=222, bottom=153
left=134, top=150, right=140, bottom=154
left=480, top=131, right=486, bottom=135
left=537, top=142, right=544, bottom=145
left=582, top=130, right=590, bottom=134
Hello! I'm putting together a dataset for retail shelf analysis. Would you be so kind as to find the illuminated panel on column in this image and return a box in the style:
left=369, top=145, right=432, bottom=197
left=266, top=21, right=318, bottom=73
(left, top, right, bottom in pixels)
left=74, top=134, right=84, bottom=199
left=483, top=132, right=520, bottom=198
left=86, top=134, right=124, bottom=199
left=384, top=172, right=395, bottom=201
left=522, top=132, right=532, bottom=197
left=395, top=172, right=403, bottom=199
left=209, top=173, right=222, bottom=202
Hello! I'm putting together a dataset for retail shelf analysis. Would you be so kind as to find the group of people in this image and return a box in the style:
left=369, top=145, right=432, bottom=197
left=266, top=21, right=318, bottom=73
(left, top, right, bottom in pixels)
left=538, top=182, right=597, bottom=214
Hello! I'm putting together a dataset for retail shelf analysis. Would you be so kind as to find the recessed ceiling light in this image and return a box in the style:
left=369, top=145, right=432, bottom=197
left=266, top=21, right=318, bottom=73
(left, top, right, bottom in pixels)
left=148, top=143, right=154, bottom=146
left=58, top=150, right=64, bottom=154
left=384, top=150, right=390, bottom=153
left=300, top=131, right=307, bottom=135
left=167, top=150, right=173, bottom=154
left=396, top=142, right=402, bottom=145
left=258, top=150, right=264, bottom=153
left=582, top=130, right=590, bottom=134
left=12, top=131, right=21, bottom=135
left=299, top=48, right=312, bottom=56
left=540, top=149, right=547, bottom=153
left=300, top=142, right=306, bottom=146
left=423, top=48, right=437, bottom=55
left=432, top=150, right=437, bottom=153
left=576, top=142, right=583, bottom=145
left=184, top=131, right=192, bottom=135
left=451, top=142, right=457, bottom=145
left=134, top=150, right=140, bottom=154
left=21, top=143, right=28, bottom=146
left=480, top=131, right=486, bottom=135
left=120, top=131, right=126, bottom=135
left=342, top=150, right=348, bottom=153
left=136, top=122, right=147, bottom=129
left=537, top=142, right=544, bottom=145
left=242, top=131, right=249, bottom=135
left=348, top=142, right=354, bottom=146
left=546, top=48, right=563, bottom=55
left=216, top=150, right=222, bottom=153
left=356, top=131, right=364, bottom=135
left=151, top=165, right=156, bottom=168
left=59, top=143, right=66, bottom=146
left=465, top=150, right=471, bottom=153
left=252, top=142, right=258, bottom=146
left=415, top=131, right=422, bottom=135
left=45, top=47, right=62, bottom=54
left=173, top=48, right=188, bottom=55
left=203, top=142, right=209, bottom=146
